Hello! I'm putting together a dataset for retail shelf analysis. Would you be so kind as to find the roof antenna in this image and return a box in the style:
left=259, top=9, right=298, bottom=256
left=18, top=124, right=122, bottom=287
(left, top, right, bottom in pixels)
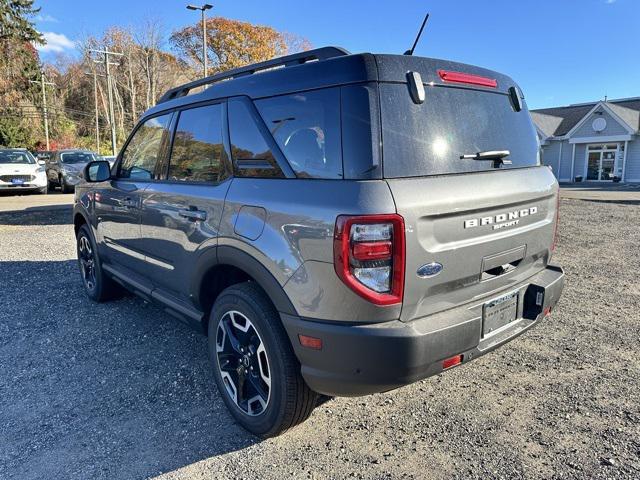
left=404, top=13, right=430, bottom=55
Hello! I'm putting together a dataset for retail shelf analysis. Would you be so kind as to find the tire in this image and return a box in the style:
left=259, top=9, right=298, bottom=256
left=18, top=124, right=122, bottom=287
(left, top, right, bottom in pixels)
left=208, top=282, right=318, bottom=437
left=60, top=176, right=71, bottom=193
left=76, top=224, right=121, bottom=302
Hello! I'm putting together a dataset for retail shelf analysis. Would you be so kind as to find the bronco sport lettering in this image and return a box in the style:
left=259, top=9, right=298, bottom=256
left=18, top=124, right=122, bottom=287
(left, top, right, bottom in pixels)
left=464, top=206, right=539, bottom=229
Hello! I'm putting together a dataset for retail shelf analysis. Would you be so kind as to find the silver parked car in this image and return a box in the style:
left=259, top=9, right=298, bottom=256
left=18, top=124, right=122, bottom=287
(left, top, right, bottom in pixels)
left=46, top=150, right=99, bottom=193
left=73, top=47, right=565, bottom=437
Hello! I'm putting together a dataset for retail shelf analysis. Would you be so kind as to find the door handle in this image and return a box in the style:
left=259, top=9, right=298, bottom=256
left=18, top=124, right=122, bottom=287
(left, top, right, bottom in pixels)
left=179, top=208, right=207, bottom=221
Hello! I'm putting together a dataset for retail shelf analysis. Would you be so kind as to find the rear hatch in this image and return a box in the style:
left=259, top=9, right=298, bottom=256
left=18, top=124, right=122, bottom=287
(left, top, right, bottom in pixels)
left=374, top=55, right=558, bottom=322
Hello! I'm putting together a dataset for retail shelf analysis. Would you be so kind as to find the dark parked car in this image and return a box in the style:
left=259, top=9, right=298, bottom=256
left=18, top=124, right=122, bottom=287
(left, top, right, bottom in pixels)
left=73, top=47, right=564, bottom=437
left=36, top=151, right=53, bottom=162
left=46, top=149, right=99, bottom=193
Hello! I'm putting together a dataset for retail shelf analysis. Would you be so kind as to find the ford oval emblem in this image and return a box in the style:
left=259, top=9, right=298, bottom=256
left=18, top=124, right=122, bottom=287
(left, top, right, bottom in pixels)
left=417, top=262, right=443, bottom=278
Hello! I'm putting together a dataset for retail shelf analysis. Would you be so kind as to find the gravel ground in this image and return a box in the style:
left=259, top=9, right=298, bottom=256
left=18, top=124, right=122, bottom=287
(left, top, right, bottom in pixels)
left=0, top=195, right=639, bottom=479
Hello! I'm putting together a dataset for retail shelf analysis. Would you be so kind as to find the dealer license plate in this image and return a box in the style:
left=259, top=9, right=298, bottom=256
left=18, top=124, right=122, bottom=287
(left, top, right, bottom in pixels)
left=482, top=290, right=518, bottom=337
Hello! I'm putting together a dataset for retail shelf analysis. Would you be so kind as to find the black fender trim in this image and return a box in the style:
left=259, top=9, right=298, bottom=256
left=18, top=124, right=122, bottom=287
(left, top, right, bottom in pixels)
left=72, top=206, right=90, bottom=232
left=191, top=245, right=298, bottom=316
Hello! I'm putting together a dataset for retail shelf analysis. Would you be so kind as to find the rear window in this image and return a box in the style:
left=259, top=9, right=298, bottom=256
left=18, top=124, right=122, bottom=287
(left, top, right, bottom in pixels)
left=379, top=84, right=539, bottom=178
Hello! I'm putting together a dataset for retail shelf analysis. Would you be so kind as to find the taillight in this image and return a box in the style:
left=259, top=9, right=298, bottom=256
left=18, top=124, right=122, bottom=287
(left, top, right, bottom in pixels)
left=437, top=69, right=498, bottom=88
left=551, top=194, right=560, bottom=252
left=334, top=214, right=405, bottom=306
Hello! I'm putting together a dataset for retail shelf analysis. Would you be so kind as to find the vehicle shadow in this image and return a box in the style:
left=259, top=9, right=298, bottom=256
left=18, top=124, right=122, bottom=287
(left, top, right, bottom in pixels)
left=578, top=198, right=640, bottom=206
left=0, top=206, right=72, bottom=226
left=0, top=259, right=259, bottom=480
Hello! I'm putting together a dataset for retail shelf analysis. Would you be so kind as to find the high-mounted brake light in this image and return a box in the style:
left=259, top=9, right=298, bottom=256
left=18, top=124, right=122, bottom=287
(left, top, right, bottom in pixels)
left=334, top=214, right=405, bottom=306
left=437, top=70, right=498, bottom=88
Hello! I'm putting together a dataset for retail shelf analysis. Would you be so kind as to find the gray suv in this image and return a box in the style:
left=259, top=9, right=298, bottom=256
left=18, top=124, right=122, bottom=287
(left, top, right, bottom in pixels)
left=74, top=47, right=565, bottom=437
left=46, top=149, right=99, bottom=193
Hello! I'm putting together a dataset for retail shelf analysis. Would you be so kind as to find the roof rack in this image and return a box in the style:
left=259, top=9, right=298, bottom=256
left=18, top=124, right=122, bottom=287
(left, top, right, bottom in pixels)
left=157, top=46, right=350, bottom=104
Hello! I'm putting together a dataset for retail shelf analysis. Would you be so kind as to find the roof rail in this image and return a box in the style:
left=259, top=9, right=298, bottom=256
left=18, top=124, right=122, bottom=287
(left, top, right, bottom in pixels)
left=157, top=46, right=350, bottom=104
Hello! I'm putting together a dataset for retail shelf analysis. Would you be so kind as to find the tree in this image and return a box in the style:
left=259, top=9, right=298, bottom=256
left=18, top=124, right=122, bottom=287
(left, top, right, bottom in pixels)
left=0, top=0, right=43, bottom=43
left=170, top=17, right=311, bottom=75
left=0, top=11, right=312, bottom=149
left=0, top=0, right=42, bottom=147
left=0, top=116, right=32, bottom=146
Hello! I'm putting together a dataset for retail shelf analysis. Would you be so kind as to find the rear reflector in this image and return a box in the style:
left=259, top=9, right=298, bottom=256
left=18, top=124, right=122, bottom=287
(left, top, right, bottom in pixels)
left=437, top=70, right=498, bottom=88
left=298, top=334, right=322, bottom=350
left=551, top=194, right=560, bottom=252
left=442, top=354, right=463, bottom=370
left=543, top=307, right=551, bottom=317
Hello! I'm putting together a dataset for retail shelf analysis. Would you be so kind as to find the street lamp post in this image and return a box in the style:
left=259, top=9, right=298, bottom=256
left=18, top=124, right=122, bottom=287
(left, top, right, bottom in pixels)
left=186, top=3, right=213, bottom=78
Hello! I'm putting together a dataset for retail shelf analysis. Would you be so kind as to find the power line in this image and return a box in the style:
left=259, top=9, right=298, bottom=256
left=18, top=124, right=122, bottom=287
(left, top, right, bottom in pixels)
left=28, top=70, right=55, bottom=150
left=90, top=48, right=124, bottom=155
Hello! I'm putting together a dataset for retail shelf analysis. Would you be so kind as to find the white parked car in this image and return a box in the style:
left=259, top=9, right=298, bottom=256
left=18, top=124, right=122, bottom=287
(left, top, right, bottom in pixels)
left=0, top=148, right=48, bottom=194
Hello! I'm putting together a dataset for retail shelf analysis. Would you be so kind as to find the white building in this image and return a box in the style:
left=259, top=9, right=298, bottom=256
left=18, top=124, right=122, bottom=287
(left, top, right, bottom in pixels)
left=531, top=97, right=639, bottom=182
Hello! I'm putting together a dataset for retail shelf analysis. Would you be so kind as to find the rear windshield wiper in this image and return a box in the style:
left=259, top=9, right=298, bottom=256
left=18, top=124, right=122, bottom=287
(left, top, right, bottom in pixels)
left=460, top=150, right=512, bottom=166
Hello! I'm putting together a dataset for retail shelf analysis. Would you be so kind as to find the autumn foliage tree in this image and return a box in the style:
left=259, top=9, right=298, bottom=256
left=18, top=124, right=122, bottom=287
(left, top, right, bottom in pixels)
left=0, top=0, right=43, bottom=146
left=170, top=17, right=310, bottom=74
left=0, top=8, right=311, bottom=149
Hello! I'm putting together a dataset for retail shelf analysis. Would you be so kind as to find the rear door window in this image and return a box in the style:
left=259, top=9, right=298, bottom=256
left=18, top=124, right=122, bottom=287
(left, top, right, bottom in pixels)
left=169, top=103, right=226, bottom=183
left=228, top=98, right=284, bottom=178
left=119, top=114, right=171, bottom=180
left=255, top=88, right=342, bottom=179
left=379, top=84, right=539, bottom=178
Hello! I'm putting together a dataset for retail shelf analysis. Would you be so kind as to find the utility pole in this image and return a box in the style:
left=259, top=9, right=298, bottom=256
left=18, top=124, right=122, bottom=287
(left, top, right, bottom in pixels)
left=187, top=4, right=213, bottom=77
left=85, top=70, right=105, bottom=154
left=90, top=48, right=124, bottom=156
left=29, top=70, right=55, bottom=150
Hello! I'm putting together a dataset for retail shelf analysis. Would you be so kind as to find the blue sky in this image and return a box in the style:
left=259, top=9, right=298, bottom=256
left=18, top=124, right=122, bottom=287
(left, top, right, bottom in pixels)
left=35, top=0, right=639, bottom=109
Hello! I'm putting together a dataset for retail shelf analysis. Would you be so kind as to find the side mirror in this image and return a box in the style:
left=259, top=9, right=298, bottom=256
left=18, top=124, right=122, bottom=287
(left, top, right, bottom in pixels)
left=38, top=160, right=46, bottom=166
left=84, top=160, right=111, bottom=182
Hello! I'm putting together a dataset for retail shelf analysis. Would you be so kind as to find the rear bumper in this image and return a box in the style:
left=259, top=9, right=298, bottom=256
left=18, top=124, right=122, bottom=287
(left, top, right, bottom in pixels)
left=281, top=264, right=564, bottom=397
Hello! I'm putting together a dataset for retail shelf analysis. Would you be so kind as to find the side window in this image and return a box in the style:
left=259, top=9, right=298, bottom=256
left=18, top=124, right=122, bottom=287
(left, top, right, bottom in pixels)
left=169, top=103, right=226, bottom=183
left=256, top=88, right=343, bottom=179
left=119, top=113, right=171, bottom=180
left=228, top=98, right=284, bottom=178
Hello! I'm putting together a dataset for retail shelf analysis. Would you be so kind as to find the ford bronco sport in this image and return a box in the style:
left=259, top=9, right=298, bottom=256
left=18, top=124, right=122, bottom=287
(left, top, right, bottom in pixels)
left=74, top=47, right=565, bottom=437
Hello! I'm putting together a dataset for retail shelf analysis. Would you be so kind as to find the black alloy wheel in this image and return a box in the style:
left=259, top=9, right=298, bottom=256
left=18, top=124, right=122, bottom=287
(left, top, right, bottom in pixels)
left=78, top=233, right=96, bottom=293
left=215, top=309, right=271, bottom=416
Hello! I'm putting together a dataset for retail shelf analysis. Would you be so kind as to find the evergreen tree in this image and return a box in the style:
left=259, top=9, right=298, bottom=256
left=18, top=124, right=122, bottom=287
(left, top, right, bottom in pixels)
left=0, top=0, right=43, bottom=43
